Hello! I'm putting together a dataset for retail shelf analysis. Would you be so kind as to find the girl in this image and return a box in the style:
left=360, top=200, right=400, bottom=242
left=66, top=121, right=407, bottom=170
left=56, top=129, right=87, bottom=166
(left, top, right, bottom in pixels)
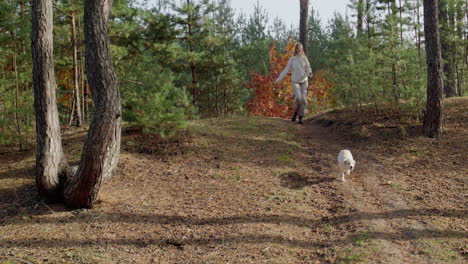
left=275, top=43, right=313, bottom=124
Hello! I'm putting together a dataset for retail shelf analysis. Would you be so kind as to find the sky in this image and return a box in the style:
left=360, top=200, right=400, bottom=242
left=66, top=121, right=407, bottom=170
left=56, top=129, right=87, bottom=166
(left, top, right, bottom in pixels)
left=142, top=0, right=350, bottom=27
left=230, top=0, right=349, bottom=27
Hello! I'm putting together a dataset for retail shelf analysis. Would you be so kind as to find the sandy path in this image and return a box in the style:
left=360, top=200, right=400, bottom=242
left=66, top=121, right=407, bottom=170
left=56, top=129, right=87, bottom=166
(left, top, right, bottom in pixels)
left=300, top=119, right=437, bottom=263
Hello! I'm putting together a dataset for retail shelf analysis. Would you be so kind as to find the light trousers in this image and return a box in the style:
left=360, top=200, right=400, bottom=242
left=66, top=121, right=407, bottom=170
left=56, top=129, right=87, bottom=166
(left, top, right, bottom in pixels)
left=292, top=81, right=308, bottom=116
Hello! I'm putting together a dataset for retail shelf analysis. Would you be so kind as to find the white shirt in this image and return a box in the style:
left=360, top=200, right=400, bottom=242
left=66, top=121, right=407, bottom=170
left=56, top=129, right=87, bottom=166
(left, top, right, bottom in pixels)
left=275, top=55, right=313, bottom=84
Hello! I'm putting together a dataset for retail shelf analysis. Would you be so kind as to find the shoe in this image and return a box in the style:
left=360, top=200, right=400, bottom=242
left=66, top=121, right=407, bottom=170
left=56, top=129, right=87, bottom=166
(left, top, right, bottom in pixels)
left=299, top=116, right=304, bottom=124
left=291, top=112, right=297, bottom=122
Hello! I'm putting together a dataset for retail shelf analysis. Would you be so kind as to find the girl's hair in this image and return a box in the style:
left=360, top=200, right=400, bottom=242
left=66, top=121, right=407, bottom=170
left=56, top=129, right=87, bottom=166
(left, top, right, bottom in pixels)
left=294, top=43, right=305, bottom=56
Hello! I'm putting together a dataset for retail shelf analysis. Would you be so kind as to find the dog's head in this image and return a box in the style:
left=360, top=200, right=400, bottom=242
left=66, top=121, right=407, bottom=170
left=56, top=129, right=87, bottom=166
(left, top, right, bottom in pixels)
left=344, top=159, right=355, bottom=171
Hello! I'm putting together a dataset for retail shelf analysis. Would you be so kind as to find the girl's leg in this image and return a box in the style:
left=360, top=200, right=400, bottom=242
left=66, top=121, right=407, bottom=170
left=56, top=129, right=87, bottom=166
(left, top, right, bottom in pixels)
left=298, top=81, right=308, bottom=117
left=292, top=83, right=301, bottom=117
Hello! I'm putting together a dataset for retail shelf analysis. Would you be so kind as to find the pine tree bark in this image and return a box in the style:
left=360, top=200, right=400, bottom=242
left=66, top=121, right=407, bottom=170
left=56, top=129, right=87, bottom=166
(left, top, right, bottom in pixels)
left=416, top=0, right=423, bottom=69
left=415, top=0, right=425, bottom=115
left=423, top=0, right=444, bottom=138
left=455, top=0, right=466, bottom=96
left=299, top=0, right=309, bottom=55
left=71, top=11, right=83, bottom=127
left=78, top=16, right=89, bottom=124
left=439, top=0, right=457, bottom=97
left=31, top=0, right=70, bottom=200
left=32, top=0, right=121, bottom=207
left=64, top=0, right=121, bottom=208
left=13, top=52, right=24, bottom=151
left=186, top=0, right=198, bottom=107
left=388, top=0, right=400, bottom=104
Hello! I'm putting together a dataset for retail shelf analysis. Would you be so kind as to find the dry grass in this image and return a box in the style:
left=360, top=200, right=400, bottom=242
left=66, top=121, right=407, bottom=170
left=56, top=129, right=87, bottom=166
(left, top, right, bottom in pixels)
left=309, top=97, right=468, bottom=263
left=1, top=98, right=467, bottom=263
left=1, top=117, right=354, bottom=263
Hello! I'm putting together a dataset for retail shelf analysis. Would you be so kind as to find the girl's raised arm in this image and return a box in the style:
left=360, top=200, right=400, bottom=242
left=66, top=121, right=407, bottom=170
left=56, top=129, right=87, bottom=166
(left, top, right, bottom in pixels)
left=305, top=57, right=313, bottom=77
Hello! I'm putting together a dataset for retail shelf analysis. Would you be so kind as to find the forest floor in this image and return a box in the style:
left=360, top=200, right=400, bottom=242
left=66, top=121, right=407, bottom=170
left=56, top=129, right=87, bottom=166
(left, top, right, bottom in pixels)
left=0, top=97, right=467, bottom=264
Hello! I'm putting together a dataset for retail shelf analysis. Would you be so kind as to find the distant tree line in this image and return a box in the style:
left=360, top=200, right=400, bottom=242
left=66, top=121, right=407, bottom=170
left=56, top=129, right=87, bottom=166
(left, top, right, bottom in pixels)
left=0, top=0, right=466, bottom=147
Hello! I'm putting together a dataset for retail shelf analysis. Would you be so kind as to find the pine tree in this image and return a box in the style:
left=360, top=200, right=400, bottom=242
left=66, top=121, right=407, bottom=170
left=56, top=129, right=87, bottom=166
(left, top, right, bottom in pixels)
left=439, top=0, right=457, bottom=96
left=423, top=0, right=444, bottom=138
left=299, top=0, right=309, bottom=55
left=111, top=1, right=193, bottom=134
left=235, top=1, right=271, bottom=75
left=173, top=0, right=213, bottom=110
left=454, top=0, right=466, bottom=95
left=307, top=7, right=327, bottom=71
left=0, top=0, right=33, bottom=149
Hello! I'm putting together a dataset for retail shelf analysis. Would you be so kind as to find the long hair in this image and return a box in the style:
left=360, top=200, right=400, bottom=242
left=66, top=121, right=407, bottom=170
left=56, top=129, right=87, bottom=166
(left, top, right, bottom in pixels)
left=294, top=43, right=305, bottom=56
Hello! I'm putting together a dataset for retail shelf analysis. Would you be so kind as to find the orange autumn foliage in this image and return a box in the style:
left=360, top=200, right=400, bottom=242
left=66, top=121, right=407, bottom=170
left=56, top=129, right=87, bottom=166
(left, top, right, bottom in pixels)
left=246, top=39, right=333, bottom=118
left=310, top=70, right=335, bottom=107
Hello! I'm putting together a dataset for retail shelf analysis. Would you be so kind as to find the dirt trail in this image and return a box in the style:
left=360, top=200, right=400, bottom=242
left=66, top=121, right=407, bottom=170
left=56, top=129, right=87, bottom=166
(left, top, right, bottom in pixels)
left=299, top=110, right=467, bottom=263
left=304, top=122, right=427, bottom=263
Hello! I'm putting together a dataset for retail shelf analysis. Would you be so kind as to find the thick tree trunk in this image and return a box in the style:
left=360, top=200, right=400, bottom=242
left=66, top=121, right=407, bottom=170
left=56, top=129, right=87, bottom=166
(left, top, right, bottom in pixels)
left=32, top=0, right=70, bottom=200
left=64, top=0, right=121, bottom=208
left=299, top=0, right=309, bottom=55
left=423, top=0, right=444, bottom=138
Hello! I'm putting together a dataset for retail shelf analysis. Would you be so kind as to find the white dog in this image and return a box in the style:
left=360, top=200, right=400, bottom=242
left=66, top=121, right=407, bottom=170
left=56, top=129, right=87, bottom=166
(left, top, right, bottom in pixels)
left=337, top=150, right=355, bottom=182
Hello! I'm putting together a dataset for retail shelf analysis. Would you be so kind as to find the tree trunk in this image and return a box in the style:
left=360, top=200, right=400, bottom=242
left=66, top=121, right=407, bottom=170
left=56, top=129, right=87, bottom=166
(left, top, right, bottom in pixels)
left=33, top=0, right=120, bottom=208
left=455, top=0, right=465, bottom=96
left=366, top=0, right=373, bottom=46
left=399, top=0, right=404, bottom=43
left=299, top=0, right=309, bottom=55
left=13, top=52, right=24, bottom=151
left=447, top=0, right=458, bottom=96
left=391, top=0, right=399, bottom=104
left=68, top=89, right=76, bottom=126
left=423, top=0, right=444, bottom=138
left=31, top=0, right=70, bottom=200
left=439, top=0, right=457, bottom=97
left=215, top=68, right=219, bottom=117
left=84, top=80, right=89, bottom=123
left=64, top=0, right=121, bottom=208
left=187, top=4, right=198, bottom=108
left=357, top=0, right=364, bottom=37
left=9, top=1, right=25, bottom=151
left=71, top=11, right=83, bottom=126
left=416, top=0, right=423, bottom=70
left=415, top=0, right=424, bottom=114
left=77, top=15, right=88, bottom=124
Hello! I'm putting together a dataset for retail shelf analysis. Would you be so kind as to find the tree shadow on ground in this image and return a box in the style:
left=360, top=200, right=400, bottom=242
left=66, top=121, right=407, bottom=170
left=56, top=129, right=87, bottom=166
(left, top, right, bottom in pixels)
left=0, top=166, right=69, bottom=219
left=0, top=228, right=465, bottom=250
left=1, top=184, right=466, bottom=250
left=0, top=166, right=34, bottom=180
left=280, top=172, right=335, bottom=189
left=0, top=183, right=37, bottom=215
left=3, top=207, right=466, bottom=227
left=121, top=127, right=190, bottom=156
